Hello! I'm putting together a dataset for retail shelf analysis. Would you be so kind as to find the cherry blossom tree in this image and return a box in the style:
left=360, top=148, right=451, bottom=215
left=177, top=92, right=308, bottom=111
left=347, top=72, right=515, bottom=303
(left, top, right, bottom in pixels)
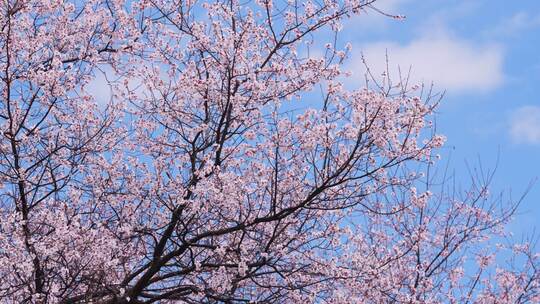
left=0, top=0, right=538, bottom=303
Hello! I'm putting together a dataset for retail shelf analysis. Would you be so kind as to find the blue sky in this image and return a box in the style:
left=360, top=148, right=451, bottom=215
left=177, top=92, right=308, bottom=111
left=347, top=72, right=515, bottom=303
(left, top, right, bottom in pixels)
left=338, top=0, right=540, bottom=235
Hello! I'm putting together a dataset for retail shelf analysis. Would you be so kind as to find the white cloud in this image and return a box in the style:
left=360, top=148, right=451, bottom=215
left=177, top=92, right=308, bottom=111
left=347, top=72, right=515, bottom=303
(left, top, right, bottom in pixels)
left=85, top=65, right=115, bottom=105
left=85, top=63, right=161, bottom=107
left=489, top=12, right=540, bottom=37
left=348, top=31, right=504, bottom=93
left=509, top=106, right=540, bottom=145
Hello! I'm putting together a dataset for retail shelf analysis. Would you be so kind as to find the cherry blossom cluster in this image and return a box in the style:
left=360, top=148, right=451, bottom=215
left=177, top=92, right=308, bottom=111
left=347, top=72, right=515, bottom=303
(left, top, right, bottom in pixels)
left=0, top=0, right=537, bottom=303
